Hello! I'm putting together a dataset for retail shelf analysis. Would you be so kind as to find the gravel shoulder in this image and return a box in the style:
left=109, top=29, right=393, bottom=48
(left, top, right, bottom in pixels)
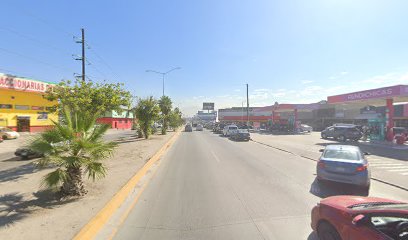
left=0, top=130, right=177, bottom=240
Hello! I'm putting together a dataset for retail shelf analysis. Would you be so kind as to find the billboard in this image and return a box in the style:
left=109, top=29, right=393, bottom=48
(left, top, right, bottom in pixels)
left=203, top=102, right=214, bottom=110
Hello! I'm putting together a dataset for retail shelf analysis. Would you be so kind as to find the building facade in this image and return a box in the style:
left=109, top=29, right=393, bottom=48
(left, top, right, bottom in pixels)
left=0, top=74, right=57, bottom=132
left=97, top=110, right=134, bottom=129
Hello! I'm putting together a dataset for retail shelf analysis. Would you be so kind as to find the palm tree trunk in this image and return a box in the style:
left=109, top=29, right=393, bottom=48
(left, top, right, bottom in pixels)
left=61, top=166, right=87, bottom=196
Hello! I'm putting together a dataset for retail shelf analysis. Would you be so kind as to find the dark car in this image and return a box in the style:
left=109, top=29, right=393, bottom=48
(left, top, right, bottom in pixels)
left=230, top=129, right=251, bottom=141
left=321, top=125, right=362, bottom=142
left=214, top=124, right=225, bottom=134
left=185, top=124, right=193, bottom=132
left=311, top=195, right=408, bottom=240
left=15, top=148, right=44, bottom=160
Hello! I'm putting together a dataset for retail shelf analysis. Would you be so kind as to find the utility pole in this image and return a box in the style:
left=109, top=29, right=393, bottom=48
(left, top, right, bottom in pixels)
left=81, top=28, right=85, bottom=81
left=74, top=28, right=86, bottom=81
left=246, top=83, right=249, bottom=126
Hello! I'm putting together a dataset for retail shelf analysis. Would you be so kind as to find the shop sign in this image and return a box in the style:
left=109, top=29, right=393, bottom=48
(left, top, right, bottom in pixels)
left=0, top=75, right=53, bottom=93
left=328, top=85, right=405, bottom=103
left=15, top=105, right=30, bottom=110
left=31, top=106, right=44, bottom=110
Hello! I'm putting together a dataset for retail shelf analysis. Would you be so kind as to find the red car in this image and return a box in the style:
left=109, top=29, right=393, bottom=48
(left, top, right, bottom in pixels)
left=311, top=196, right=408, bottom=240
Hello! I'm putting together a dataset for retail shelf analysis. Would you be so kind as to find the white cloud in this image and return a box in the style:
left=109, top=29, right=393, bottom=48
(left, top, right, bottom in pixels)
left=340, top=71, right=349, bottom=75
left=301, top=80, right=314, bottom=84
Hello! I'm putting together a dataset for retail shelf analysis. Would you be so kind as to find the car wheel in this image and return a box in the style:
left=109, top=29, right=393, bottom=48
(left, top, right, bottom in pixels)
left=2, top=135, right=7, bottom=140
left=317, top=221, right=341, bottom=240
left=358, top=185, right=370, bottom=196
left=338, top=135, right=345, bottom=142
left=321, top=133, right=327, bottom=139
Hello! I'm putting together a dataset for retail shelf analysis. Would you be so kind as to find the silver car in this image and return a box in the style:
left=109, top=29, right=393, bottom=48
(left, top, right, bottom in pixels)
left=317, top=145, right=370, bottom=195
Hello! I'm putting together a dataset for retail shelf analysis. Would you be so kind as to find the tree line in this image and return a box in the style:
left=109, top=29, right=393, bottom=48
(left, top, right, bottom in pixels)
left=30, top=79, right=184, bottom=197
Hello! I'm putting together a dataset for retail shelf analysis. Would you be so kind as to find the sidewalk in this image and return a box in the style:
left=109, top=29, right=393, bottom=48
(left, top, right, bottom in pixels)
left=0, top=130, right=178, bottom=240
left=250, top=132, right=408, bottom=191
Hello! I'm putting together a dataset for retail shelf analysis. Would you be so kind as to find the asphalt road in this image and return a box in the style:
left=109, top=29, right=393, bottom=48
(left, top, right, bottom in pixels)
left=250, top=132, right=408, bottom=190
left=112, top=130, right=408, bottom=240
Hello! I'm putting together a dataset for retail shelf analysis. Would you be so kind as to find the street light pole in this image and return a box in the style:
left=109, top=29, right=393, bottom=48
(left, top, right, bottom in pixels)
left=146, top=67, right=181, bottom=96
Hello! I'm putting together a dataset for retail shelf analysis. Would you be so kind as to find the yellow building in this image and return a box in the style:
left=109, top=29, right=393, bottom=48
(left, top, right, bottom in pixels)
left=0, top=73, right=58, bottom=132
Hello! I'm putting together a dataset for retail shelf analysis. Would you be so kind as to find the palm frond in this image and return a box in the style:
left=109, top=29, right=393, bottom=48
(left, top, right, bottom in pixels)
left=84, top=162, right=107, bottom=181
left=41, top=168, right=69, bottom=189
left=89, top=124, right=110, bottom=142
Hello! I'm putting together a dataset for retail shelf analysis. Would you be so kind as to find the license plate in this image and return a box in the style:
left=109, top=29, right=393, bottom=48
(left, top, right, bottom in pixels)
left=335, top=167, right=346, bottom=172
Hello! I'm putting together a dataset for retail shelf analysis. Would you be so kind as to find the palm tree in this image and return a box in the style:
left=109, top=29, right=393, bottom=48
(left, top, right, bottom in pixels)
left=134, top=96, right=160, bottom=139
left=158, top=96, right=173, bottom=135
left=30, top=107, right=117, bottom=196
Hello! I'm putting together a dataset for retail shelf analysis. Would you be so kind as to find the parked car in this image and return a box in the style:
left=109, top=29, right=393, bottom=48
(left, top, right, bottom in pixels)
left=311, top=195, right=408, bottom=240
left=317, top=145, right=371, bottom=195
left=300, top=124, right=313, bottom=132
left=15, top=148, right=44, bottom=160
left=230, top=129, right=250, bottom=141
left=184, top=124, right=193, bottom=132
left=196, top=124, right=203, bottom=131
left=393, top=127, right=408, bottom=139
left=321, top=125, right=362, bottom=142
left=0, top=136, right=3, bottom=143
left=223, top=125, right=238, bottom=137
left=214, top=124, right=225, bottom=134
left=0, top=127, right=20, bottom=140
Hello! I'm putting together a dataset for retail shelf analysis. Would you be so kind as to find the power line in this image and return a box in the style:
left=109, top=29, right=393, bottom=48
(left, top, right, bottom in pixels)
left=0, top=47, right=72, bottom=72
left=0, top=26, right=72, bottom=56
left=6, top=4, right=121, bottom=84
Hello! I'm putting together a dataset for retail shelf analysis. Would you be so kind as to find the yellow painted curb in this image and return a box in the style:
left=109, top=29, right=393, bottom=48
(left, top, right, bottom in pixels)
left=73, top=131, right=181, bottom=240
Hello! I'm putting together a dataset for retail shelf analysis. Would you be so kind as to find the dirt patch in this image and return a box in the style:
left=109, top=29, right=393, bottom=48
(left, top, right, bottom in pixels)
left=0, top=131, right=176, bottom=240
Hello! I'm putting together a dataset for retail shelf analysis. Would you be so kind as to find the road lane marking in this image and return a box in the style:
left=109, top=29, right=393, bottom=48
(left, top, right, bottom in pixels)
left=210, top=150, right=221, bottom=163
left=370, top=163, right=403, bottom=166
left=388, top=169, right=408, bottom=172
left=376, top=166, right=408, bottom=169
left=73, top=131, right=181, bottom=240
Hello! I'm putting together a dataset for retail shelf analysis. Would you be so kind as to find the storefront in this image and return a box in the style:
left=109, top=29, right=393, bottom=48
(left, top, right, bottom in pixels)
left=0, top=73, right=57, bottom=132
left=97, top=110, right=134, bottom=129
left=327, top=85, right=408, bottom=141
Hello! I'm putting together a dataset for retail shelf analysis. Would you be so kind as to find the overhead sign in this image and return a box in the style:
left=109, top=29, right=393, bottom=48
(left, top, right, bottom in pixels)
left=203, top=102, right=214, bottom=110
left=0, top=75, right=53, bottom=93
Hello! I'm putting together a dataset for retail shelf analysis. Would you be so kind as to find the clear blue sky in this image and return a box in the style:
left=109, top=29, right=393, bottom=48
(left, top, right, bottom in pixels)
left=2, top=0, right=408, bottom=116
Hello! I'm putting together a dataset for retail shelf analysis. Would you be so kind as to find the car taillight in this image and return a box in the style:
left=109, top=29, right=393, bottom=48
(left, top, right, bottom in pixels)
left=318, top=161, right=325, bottom=168
left=356, top=164, right=368, bottom=172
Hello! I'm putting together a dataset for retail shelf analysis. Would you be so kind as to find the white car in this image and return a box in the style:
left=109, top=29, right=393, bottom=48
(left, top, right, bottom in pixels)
left=300, top=124, right=313, bottom=132
left=0, top=127, right=20, bottom=139
left=223, top=125, right=238, bottom=136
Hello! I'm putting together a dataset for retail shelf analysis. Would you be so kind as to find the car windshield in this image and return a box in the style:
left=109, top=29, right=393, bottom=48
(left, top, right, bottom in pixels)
left=229, top=127, right=238, bottom=130
left=323, top=149, right=361, bottom=161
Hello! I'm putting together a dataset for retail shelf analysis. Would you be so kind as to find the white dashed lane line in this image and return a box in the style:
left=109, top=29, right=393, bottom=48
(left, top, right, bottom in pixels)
left=368, top=158, right=408, bottom=176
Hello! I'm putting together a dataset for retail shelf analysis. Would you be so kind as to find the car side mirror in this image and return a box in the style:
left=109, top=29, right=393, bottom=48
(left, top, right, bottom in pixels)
left=363, top=152, right=370, bottom=155
left=319, top=149, right=324, bottom=152
left=352, top=214, right=367, bottom=226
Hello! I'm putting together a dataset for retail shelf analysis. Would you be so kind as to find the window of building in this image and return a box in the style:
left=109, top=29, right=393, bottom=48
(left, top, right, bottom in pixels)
left=15, top=105, right=30, bottom=110
left=32, top=106, right=44, bottom=110
left=0, top=104, right=12, bottom=109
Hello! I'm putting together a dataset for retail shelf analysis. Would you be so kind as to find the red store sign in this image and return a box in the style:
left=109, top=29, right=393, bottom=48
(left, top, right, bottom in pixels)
left=0, top=75, right=53, bottom=93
